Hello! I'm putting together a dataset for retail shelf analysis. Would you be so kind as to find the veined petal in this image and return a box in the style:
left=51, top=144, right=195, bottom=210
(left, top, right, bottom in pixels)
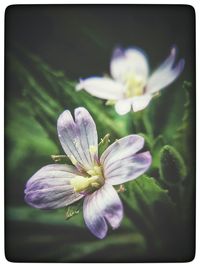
left=57, top=108, right=98, bottom=171
left=83, top=183, right=123, bottom=239
left=25, top=164, right=79, bottom=187
left=75, top=108, right=98, bottom=168
left=146, top=47, right=185, bottom=93
left=110, top=47, right=149, bottom=83
left=76, top=77, right=124, bottom=100
left=131, top=94, right=152, bottom=112
left=104, top=151, right=152, bottom=185
left=100, top=135, right=144, bottom=171
left=115, top=99, right=132, bottom=115
left=24, top=164, right=83, bottom=209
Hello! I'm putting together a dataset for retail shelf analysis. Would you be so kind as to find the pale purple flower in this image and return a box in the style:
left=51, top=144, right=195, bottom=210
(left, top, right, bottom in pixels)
left=24, top=107, right=152, bottom=239
left=76, top=46, right=185, bottom=115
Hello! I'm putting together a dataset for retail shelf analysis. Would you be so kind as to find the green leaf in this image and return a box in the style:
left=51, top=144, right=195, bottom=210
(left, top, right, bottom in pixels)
left=7, top=206, right=84, bottom=228
left=121, top=175, right=174, bottom=249
left=7, top=205, right=135, bottom=231
left=142, top=109, right=154, bottom=141
left=145, top=82, right=186, bottom=143
left=10, top=52, right=130, bottom=139
left=5, top=101, right=59, bottom=172
left=27, top=53, right=130, bottom=137
left=175, top=81, right=192, bottom=139
left=174, top=81, right=194, bottom=165
left=151, top=135, right=166, bottom=169
left=153, top=135, right=165, bottom=151
left=159, top=145, right=187, bottom=185
left=137, top=133, right=153, bottom=151
left=61, top=232, right=145, bottom=261
left=122, top=175, right=172, bottom=215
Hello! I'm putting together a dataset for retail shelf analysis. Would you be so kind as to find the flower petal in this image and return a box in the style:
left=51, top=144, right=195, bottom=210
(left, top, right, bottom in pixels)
left=100, top=135, right=144, bottom=170
left=131, top=94, right=152, bottom=112
left=24, top=164, right=83, bottom=209
left=104, top=151, right=152, bottom=185
left=83, top=184, right=123, bottom=239
left=115, top=99, right=132, bottom=115
left=75, top=108, right=98, bottom=168
left=76, top=77, right=124, bottom=100
left=146, top=47, right=185, bottom=93
left=57, top=108, right=98, bottom=171
left=110, top=47, right=149, bottom=83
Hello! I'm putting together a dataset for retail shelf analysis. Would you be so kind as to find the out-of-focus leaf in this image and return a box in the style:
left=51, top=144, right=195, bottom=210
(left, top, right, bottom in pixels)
left=175, top=81, right=192, bottom=139
left=7, top=205, right=135, bottom=231
left=131, top=110, right=154, bottom=145
left=127, top=175, right=171, bottom=212
left=142, top=109, right=154, bottom=141
left=61, top=232, right=146, bottom=261
left=122, top=175, right=172, bottom=216
left=22, top=52, right=130, bottom=138
left=153, top=135, right=165, bottom=151
left=151, top=135, right=166, bottom=169
left=174, top=81, right=194, bottom=165
left=7, top=206, right=84, bottom=227
left=137, top=133, right=152, bottom=152
left=145, top=83, right=186, bottom=143
left=120, top=175, right=174, bottom=254
left=6, top=101, right=58, bottom=172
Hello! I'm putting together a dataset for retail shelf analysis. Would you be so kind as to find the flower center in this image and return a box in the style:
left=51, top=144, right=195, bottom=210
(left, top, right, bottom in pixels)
left=124, top=74, right=145, bottom=98
left=70, top=165, right=105, bottom=194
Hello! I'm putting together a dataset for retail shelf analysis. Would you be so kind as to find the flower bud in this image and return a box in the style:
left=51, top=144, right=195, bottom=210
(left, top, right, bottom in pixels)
left=159, top=145, right=187, bottom=185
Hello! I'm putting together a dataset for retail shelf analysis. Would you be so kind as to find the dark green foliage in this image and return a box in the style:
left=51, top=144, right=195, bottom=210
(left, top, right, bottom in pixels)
left=6, top=51, right=194, bottom=261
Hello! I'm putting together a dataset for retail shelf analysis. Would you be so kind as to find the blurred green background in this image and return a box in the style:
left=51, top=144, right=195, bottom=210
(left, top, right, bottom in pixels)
left=5, top=5, right=195, bottom=262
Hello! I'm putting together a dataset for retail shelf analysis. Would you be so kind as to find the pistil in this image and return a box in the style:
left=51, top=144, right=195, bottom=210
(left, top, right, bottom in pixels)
left=125, top=74, right=144, bottom=98
left=70, top=165, right=105, bottom=194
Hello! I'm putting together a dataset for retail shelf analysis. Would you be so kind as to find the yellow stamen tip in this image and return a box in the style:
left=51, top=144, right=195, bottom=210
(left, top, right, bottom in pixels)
left=70, top=175, right=103, bottom=193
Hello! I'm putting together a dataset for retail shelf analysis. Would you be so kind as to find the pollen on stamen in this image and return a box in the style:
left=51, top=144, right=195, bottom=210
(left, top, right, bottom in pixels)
left=117, top=184, right=126, bottom=193
left=91, top=182, right=100, bottom=188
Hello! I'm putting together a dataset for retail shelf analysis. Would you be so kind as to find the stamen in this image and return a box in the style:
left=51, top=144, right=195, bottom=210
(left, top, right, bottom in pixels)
left=87, top=165, right=102, bottom=176
left=124, top=74, right=145, bottom=98
left=70, top=175, right=103, bottom=193
left=51, top=155, right=67, bottom=162
left=71, top=165, right=104, bottom=193
left=117, top=184, right=126, bottom=193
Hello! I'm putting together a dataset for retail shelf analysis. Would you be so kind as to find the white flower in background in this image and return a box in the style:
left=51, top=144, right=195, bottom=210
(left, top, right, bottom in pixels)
left=76, top=46, right=185, bottom=115
left=25, top=107, right=151, bottom=239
